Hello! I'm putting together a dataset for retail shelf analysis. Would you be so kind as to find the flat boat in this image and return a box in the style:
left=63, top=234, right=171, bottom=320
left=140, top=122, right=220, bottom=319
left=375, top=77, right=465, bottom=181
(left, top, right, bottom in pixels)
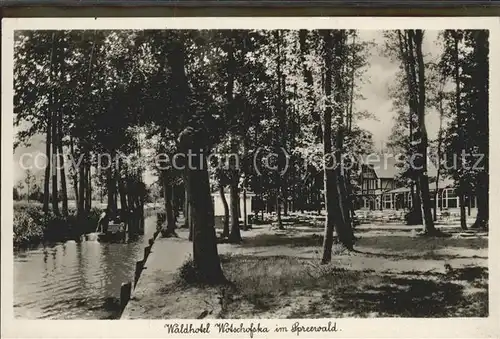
left=97, top=222, right=127, bottom=242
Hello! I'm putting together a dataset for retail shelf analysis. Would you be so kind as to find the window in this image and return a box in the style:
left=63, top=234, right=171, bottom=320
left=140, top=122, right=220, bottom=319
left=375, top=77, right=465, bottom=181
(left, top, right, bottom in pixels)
left=407, top=192, right=413, bottom=208
left=470, top=195, right=476, bottom=208
left=384, top=194, right=392, bottom=209
left=446, top=189, right=457, bottom=208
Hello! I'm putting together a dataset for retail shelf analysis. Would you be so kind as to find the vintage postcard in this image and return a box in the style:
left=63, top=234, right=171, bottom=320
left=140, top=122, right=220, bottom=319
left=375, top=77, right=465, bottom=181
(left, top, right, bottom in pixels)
left=1, top=16, right=499, bottom=338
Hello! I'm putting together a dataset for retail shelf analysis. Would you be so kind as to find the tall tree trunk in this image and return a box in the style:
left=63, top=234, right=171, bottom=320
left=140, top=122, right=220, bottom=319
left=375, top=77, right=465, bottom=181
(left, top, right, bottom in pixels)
left=471, top=30, right=489, bottom=230
left=106, top=151, right=117, bottom=215
left=57, top=129, right=68, bottom=216
left=452, top=32, right=468, bottom=231
left=347, top=33, right=357, bottom=133
left=344, top=34, right=357, bottom=221
left=188, top=199, right=193, bottom=241
left=219, top=183, right=230, bottom=238
left=51, top=93, right=59, bottom=215
left=126, top=177, right=135, bottom=210
left=412, top=30, right=436, bottom=234
left=183, top=182, right=190, bottom=229
left=57, top=44, right=69, bottom=217
left=434, top=85, right=445, bottom=221
left=179, top=127, right=225, bottom=284
left=172, top=184, right=178, bottom=223
left=224, top=36, right=242, bottom=243
left=44, top=111, right=52, bottom=214
left=472, top=173, right=488, bottom=229
left=398, top=31, right=422, bottom=225
left=85, top=162, right=92, bottom=213
left=228, top=176, right=242, bottom=243
left=162, top=171, right=176, bottom=237
left=69, top=137, right=78, bottom=208
left=283, top=194, right=288, bottom=216
left=299, top=29, right=321, bottom=141
left=458, top=191, right=467, bottom=228
left=276, top=191, right=284, bottom=230
left=433, top=184, right=439, bottom=222
left=321, top=30, right=354, bottom=264
left=332, top=31, right=354, bottom=246
left=275, top=30, right=286, bottom=227
left=43, top=32, right=56, bottom=214
left=243, top=188, right=248, bottom=229
left=77, top=154, right=86, bottom=219
left=345, top=174, right=356, bottom=220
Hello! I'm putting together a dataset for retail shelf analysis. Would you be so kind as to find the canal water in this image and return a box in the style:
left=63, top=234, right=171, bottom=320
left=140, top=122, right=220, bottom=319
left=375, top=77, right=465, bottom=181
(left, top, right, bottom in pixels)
left=14, top=214, right=157, bottom=319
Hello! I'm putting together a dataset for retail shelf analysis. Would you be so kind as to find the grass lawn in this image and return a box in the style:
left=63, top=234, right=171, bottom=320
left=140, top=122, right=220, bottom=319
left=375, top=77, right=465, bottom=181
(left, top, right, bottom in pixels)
left=141, top=216, right=488, bottom=319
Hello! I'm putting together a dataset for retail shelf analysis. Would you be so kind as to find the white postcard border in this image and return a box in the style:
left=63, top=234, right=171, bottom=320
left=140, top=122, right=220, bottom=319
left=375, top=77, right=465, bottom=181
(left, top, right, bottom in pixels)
left=2, top=16, right=499, bottom=339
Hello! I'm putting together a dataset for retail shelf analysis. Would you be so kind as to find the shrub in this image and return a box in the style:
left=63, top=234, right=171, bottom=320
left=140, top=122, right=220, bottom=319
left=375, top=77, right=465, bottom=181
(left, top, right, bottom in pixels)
left=13, top=210, right=44, bottom=246
left=157, top=212, right=166, bottom=230
left=13, top=202, right=103, bottom=247
left=177, top=256, right=208, bottom=285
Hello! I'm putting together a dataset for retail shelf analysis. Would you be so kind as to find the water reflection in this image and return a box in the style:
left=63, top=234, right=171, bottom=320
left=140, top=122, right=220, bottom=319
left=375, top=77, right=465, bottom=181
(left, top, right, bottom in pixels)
left=14, top=215, right=156, bottom=319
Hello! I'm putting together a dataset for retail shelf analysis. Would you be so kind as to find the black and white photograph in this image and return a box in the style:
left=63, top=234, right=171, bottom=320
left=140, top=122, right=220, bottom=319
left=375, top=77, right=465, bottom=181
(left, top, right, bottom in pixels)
left=1, top=17, right=498, bottom=338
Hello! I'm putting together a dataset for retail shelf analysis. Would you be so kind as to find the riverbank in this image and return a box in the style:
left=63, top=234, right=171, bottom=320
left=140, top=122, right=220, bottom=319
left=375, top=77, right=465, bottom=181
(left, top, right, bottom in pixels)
left=14, top=214, right=159, bottom=319
left=122, top=215, right=488, bottom=319
left=13, top=201, right=101, bottom=249
left=13, top=201, right=162, bottom=249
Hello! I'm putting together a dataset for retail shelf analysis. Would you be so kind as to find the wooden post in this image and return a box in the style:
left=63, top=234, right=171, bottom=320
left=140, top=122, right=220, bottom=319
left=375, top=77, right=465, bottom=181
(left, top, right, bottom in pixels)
left=144, top=245, right=151, bottom=261
left=120, top=281, right=132, bottom=311
left=140, top=214, right=145, bottom=235
left=134, top=260, right=143, bottom=288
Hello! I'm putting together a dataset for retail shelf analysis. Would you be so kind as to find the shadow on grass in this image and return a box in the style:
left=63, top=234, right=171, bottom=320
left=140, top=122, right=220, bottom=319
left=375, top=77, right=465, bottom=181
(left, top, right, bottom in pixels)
left=320, top=276, right=488, bottom=317
left=241, top=234, right=323, bottom=248
left=356, top=235, right=487, bottom=252
left=219, top=255, right=488, bottom=318
left=354, top=249, right=488, bottom=261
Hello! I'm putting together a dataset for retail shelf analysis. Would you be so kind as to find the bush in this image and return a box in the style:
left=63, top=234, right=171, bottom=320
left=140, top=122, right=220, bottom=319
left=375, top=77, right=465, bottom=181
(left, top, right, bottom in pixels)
left=13, top=210, right=44, bottom=246
left=157, top=212, right=166, bottom=230
left=13, top=202, right=103, bottom=248
left=177, top=256, right=208, bottom=285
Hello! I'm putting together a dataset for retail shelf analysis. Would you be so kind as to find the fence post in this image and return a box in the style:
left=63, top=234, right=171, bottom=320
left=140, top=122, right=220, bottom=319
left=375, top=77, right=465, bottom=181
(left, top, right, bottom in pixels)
left=144, top=245, right=151, bottom=261
left=134, top=260, right=144, bottom=288
left=120, top=281, right=132, bottom=311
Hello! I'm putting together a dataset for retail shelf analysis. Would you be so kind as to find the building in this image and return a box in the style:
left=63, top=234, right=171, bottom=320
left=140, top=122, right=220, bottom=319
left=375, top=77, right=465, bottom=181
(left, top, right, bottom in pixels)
left=354, top=153, right=477, bottom=214
left=356, top=155, right=400, bottom=210
left=383, top=178, right=477, bottom=214
left=211, top=187, right=255, bottom=221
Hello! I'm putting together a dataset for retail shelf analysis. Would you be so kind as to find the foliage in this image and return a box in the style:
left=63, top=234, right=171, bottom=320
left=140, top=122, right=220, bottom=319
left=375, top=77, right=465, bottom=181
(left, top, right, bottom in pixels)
left=13, top=201, right=102, bottom=248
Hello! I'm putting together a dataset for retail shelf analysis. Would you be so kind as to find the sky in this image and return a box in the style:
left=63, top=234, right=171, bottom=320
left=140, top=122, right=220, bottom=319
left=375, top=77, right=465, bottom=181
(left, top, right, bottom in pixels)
left=355, top=30, right=441, bottom=150
left=12, top=30, right=444, bottom=187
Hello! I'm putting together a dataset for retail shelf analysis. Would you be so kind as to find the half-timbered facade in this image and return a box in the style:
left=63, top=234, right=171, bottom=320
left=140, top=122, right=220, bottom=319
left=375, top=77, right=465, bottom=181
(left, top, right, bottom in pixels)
left=355, top=155, right=399, bottom=210
left=352, top=154, right=476, bottom=214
